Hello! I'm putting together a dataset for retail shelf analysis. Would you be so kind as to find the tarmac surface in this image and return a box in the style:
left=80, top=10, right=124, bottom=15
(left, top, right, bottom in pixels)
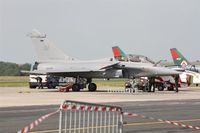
left=1, top=87, right=200, bottom=107
left=1, top=100, right=200, bottom=133
left=1, top=87, right=200, bottom=133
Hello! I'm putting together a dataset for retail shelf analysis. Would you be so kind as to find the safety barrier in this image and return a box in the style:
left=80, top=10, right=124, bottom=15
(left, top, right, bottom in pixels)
left=123, top=112, right=200, bottom=130
left=59, top=100, right=123, bottom=133
left=17, top=109, right=59, bottom=133
left=17, top=101, right=200, bottom=133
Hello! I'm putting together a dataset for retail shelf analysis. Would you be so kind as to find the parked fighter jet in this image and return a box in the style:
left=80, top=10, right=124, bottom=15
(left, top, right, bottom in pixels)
left=29, top=30, right=179, bottom=92
left=29, top=30, right=123, bottom=91
left=170, top=48, right=200, bottom=72
left=170, top=48, right=200, bottom=86
left=112, top=46, right=182, bottom=92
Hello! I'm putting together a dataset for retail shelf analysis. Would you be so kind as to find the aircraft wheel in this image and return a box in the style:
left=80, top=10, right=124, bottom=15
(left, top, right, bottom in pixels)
left=47, top=84, right=53, bottom=89
left=158, top=86, right=164, bottom=91
left=88, top=83, right=97, bottom=91
left=29, top=85, right=36, bottom=89
left=72, top=84, right=80, bottom=92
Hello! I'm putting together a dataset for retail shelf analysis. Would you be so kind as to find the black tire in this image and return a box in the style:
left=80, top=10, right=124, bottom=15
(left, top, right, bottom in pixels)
left=52, top=86, right=56, bottom=89
left=47, top=83, right=56, bottom=89
left=47, top=85, right=52, bottom=89
left=88, top=83, right=97, bottom=91
left=196, top=84, right=199, bottom=87
left=158, top=86, right=164, bottom=91
left=29, top=85, right=36, bottom=89
left=72, top=84, right=80, bottom=92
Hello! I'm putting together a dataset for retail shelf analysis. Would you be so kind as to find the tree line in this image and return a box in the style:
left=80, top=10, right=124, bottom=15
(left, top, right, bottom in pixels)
left=0, top=61, right=31, bottom=76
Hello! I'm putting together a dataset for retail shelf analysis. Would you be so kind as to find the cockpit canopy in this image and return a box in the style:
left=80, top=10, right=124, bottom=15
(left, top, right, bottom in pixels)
left=128, top=54, right=155, bottom=64
left=116, top=54, right=155, bottom=64
left=189, top=65, right=200, bottom=73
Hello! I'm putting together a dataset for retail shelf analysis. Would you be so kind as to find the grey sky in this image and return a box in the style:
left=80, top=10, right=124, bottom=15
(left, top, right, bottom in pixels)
left=0, top=0, right=200, bottom=63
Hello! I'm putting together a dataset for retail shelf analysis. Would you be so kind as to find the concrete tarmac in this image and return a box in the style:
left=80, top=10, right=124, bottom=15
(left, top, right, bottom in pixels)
left=1, top=100, right=200, bottom=133
left=1, top=87, right=200, bottom=133
left=1, top=87, right=200, bottom=107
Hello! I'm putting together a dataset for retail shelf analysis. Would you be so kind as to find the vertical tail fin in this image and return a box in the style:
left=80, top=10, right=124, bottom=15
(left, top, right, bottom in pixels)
left=29, top=29, right=76, bottom=62
left=170, top=48, right=191, bottom=67
left=112, top=46, right=128, bottom=61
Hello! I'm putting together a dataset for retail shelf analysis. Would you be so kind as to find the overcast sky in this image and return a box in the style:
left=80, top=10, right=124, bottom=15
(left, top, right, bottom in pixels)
left=0, top=0, right=199, bottom=63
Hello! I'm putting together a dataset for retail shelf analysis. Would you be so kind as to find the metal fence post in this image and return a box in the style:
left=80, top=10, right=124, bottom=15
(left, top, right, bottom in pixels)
left=119, top=112, right=123, bottom=133
left=59, top=109, right=62, bottom=133
left=59, top=100, right=123, bottom=133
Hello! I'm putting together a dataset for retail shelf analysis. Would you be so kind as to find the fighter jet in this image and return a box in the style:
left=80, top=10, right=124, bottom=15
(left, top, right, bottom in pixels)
left=170, top=48, right=200, bottom=86
left=28, top=30, right=179, bottom=92
left=112, top=46, right=181, bottom=92
left=170, top=48, right=200, bottom=73
left=29, top=30, right=125, bottom=91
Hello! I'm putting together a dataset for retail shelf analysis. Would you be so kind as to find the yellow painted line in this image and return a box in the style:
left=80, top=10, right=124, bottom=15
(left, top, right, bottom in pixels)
left=30, top=125, right=117, bottom=133
left=30, top=118, right=200, bottom=133
left=124, top=118, right=200, bottom=126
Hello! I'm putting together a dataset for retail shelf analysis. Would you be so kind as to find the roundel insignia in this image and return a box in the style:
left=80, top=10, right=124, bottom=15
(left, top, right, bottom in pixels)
left=180, top=60, right=188, bottom=67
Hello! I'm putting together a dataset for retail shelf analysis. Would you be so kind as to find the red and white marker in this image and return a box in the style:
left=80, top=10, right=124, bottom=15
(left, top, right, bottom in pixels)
left=123, top=112, right=200, bottom=130
left=17, top=109, right=59, bottom=133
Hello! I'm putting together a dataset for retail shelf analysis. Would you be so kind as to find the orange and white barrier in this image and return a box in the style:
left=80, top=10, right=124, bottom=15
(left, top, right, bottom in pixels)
left=123, top=112, right=200, bottom=130
left=17, top=109, right=59, bottom=133
left=17, top=101, right=200, bottom=133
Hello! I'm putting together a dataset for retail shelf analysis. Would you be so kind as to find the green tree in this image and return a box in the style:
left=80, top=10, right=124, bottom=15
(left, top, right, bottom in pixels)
left=0, top=62, right=20, bottom=76
left=19, top=63, right=31, bottom=76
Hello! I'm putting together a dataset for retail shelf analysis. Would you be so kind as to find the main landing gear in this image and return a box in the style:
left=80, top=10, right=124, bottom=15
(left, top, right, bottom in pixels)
left=72, top=77, right=97, bottom=92
left=88, top=83, right=97, bottom=91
